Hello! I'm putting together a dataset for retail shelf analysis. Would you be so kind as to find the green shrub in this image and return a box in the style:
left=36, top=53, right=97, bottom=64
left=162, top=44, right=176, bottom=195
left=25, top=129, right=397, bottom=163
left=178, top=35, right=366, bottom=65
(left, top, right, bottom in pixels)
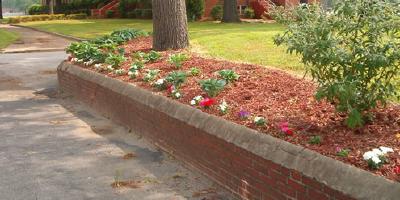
left=186, top=0, right=205, bottom=21
left=105, top=53, right=126, bottom=68
left=244, top=7, right=255, bottom=19
left=28, top=4, right=48, bottom=15
left=272, top=0, right=400, bottom=128
left=106, top=10, right=115, bottom=18
left=66, top=13, right=88, bottom=19
left=142, top=50, right=161, bottom=63
left=210, top=5, right=223, bottom=20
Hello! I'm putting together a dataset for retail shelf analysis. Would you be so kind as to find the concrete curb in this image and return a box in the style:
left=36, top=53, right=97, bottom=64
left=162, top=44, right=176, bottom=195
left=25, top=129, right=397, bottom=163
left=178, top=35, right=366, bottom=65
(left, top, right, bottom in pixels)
left=58, top=62, right=400, bottom=200
left=10, top=24, right=84, bottom=42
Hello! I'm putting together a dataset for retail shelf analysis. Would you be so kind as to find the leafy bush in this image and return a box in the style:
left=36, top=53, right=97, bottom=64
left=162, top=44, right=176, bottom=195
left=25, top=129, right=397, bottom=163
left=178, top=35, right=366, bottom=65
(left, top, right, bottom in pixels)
left=210, top=5, right=223, bottom=21
left=166, top=71, right=187, bottom=88
left=272, top=0, right=400, bottom=128
left=105, top=53, right=126, bottom=68
left=28, top=4, right=48, bottom=15
left=186, top=0, right=205, bottom=21
left=106, top=10, right=115, bottom=18
left=218, top=69, right=240, bottom=83
left=199, top=79, right=226, bottom=97
left=168, top=53, right=188, bottom=68
left=244, top=8, right=255, bottom=19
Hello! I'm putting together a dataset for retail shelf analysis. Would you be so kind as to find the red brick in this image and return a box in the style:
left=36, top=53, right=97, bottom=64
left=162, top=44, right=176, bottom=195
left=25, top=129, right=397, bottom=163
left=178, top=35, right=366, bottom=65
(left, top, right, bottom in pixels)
left=288, top=178, right=306, bottom=193
left=302, top=176, right=323, bottom=191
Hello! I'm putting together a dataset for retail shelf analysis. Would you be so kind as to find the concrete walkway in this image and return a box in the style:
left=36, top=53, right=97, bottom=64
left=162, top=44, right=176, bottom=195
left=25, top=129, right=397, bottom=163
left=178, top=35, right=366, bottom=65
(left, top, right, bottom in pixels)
left=0, top=24, right=73, bottom=53
left=0, top=53, right=233, bottom=199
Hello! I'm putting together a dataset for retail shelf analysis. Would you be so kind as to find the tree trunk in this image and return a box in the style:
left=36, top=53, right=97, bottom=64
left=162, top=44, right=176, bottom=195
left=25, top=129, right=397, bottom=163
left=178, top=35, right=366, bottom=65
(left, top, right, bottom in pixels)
left=0, top=0, right=3, bottom=19
left=222, top=0, right=240, bottom=23
left=49, top=0, right=54, bottom=14
left=152, top=0, right=189, bottom=51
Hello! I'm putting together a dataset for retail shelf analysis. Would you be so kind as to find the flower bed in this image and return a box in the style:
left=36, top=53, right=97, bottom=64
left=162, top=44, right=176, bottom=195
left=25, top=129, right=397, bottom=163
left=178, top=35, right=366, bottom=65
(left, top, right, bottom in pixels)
left=66, top=31, right=400, bottom=182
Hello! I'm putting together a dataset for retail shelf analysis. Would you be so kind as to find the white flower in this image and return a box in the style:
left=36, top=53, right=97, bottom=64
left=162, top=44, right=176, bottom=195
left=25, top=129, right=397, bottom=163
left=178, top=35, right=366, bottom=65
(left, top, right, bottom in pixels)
left=363, top=151, right=376, bottom=160
left=372, top=148, right=385, bottom=156
left=107, top=65, right=114, bottom=71
left=371, top=156, right=381, bottom=164
left=114, top=69, right=126, bottom=75
left=194, top=96, right=203, bottom=101
left=77, top=59, right=83, bottom=63
left=254, top=117, right=263, bottom=123
left=71, top=58, right=78, bottom=62
left=174, top=92, right=181, bottom=98
left=379, top=146, right=394, bottom=154
left=155, top=79, right=165, bottom=85
left=190, top=100, right=196, bottom=105
left=219, top=100, right=228, bottom=114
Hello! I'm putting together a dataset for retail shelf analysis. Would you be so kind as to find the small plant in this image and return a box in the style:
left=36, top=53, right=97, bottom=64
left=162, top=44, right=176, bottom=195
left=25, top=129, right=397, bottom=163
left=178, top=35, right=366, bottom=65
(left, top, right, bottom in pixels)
left=218, top=100, right=229, bottom=115
left=189, top=67, right=201, bottom=76
left=94, top=63, right=105, bottom=72
left=363, top=147, right=394, bottom=170
left=128, top=69, right=139, bottom=79
left=153, top=78, right=167, bottom=90
left=309, top=136, right=322, bottom=145
left=143, top=69, right=160, bottom=82
left=132, top=51, right=146, bottom=60
left=171, top=90, right=182, bottom=99
left=218, top=69, right=240, bottom=83
left=143, top=50, right=161, bottom=63
left=336, top=148, right=350, bottom=158
left=114, top=69, right=126, bottom=76
left=105, top=53, right=126, bottom=69
left=238, top=110, right=250, bottom=120
left=168, top=53, right=188, bottom=68
left=210, top=5, right=223, bottom=20
left=254, top=117, right=266, bottom=126
left=199, top=79, right=226, bottom=97
left=130, top=61, right=145, bottom=71
left=165, top=71, right=187, bottom=88
left=190, top=95, right=204, bottom=106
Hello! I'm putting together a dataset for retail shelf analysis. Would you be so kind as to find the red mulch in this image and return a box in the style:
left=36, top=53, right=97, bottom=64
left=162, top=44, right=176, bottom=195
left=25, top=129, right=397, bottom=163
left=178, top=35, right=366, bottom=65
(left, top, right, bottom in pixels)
left=70, top=37, right=400, bottom=181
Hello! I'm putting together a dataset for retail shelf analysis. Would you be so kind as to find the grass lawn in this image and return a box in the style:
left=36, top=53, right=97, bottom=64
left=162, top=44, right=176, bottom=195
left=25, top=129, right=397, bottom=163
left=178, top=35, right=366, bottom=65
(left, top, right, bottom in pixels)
left=21, top=19, right=304, bottom=72
left=0, top=29, right=19, bottom=49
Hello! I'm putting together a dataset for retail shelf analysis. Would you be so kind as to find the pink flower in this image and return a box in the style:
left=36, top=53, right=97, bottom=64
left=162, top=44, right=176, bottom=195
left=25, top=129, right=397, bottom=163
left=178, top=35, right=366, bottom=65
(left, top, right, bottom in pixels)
left=167, top=85, right=175, bottom=93
left=394, top=166, right=400, bottom=175
left=279, top=122, right=294, bottom=136
left=199, top=98, right=215, bottom=108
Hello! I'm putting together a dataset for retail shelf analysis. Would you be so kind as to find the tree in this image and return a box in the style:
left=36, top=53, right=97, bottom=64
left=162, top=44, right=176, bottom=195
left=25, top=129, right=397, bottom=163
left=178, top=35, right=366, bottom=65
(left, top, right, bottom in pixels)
left=222, top=0, right=240, bottom=23
left=152, top=0, right=189, bottom=51
left=0, top=0, right=3, bottom=19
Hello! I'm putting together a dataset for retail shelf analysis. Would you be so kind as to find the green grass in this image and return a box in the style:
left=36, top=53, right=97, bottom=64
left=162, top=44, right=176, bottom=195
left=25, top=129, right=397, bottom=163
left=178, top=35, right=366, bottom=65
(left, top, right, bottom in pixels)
left=0, top=29, right=19, bottom=49
left=21, top=19, right=304, bottom=72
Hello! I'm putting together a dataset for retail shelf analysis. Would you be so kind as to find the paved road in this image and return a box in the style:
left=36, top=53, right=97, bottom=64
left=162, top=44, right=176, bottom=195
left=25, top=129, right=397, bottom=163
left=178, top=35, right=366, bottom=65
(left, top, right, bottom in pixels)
left=0, top=51, right=233, bottom=200
left=0, top=25, right=72, bottom=53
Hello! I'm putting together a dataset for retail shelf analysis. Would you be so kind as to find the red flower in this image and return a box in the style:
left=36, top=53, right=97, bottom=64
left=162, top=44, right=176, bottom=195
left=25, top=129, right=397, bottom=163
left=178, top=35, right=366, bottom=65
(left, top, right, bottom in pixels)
left=394, top=166, right=400, bottom=175
left=167, top=85, right=175, bottom=93
left=199, top=98, right=215, bottom=108
left=279, top=122, right=294, bottom=136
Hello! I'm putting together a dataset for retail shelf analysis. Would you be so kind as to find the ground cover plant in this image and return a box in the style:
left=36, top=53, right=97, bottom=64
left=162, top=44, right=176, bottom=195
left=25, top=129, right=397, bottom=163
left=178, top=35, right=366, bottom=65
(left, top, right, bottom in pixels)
left=66, top=29, right=400, bottom=181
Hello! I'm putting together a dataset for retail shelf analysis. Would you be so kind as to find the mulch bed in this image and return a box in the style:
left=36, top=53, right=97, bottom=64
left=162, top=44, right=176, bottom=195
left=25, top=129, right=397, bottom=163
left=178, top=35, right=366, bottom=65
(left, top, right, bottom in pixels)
left=70, top=36, right=400, bottom=181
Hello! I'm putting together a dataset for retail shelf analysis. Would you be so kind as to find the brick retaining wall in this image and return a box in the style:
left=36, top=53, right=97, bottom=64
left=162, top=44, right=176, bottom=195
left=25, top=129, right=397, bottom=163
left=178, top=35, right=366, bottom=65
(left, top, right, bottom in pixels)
left=58, top=62, right=400, bottom=200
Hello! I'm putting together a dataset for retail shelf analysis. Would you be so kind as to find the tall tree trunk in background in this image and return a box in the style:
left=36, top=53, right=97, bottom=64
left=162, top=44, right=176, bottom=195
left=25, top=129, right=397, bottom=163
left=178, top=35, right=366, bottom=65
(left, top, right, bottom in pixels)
left=222, top=0, right=240, bottom=23
left=49, top=0, right=54, bottom=14
left=152, top=0, right=189, bottom=51
left=0, top=0, right=3, bottom=19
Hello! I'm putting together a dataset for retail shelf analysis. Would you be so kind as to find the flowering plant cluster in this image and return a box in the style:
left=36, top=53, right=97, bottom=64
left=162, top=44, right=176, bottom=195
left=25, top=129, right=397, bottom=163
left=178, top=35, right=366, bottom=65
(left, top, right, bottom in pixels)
left=143, top=69, right=160, bottom=82
left=238, top=110, right=250, bottom=120
left=153, top=78, right=167, bottom=90
left=363, top=147, right=394, bottom=169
